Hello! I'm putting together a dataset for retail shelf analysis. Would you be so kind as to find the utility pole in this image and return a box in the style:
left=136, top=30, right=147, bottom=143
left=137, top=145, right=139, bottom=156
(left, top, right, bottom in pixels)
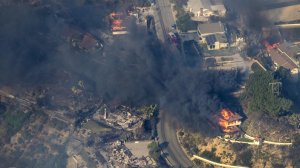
left=269, top=82, right=282, bottom=96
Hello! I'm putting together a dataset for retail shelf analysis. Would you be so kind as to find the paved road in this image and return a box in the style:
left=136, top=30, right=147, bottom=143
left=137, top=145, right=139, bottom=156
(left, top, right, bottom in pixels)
left=154, top=1, right=195, bottom=167
left=156, top=0, right=175, bottom=32
left=154, top=0, right=176, bottom=41
left=157, top=111, right=195, bottom=168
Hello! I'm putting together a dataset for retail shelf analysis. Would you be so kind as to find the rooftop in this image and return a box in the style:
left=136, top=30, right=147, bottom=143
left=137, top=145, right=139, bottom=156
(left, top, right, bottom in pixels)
left=205, top=34, right=227, bottom=44
left=124, top=141, right=151, bottom=158
left=198, top=22, right=225, bottom=35
left=215, top=34, right=227, bottom=43
left=278, top=41, right=300, bottom=59
left=79, top=33, right=99, bottom=50
left=186, top=0, right=225, bottom=13
left=186, top=0, right=211, bottom=12
left=210, top=0, right=225, bottom=12
left=269, top=48, right=299, bottom=70
left=210, top=0, right=223, bottom=5
left=219, top=109, right=242, bottom=122
left=205, top=34, right=217, bottom=44
left=211, top=4, right=226, bottom=12
left=186, top=0, right=210, bottom=13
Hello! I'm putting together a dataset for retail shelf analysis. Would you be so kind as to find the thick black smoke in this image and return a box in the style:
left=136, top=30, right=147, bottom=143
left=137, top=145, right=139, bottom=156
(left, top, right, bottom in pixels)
left=0, top=1, right=240, bottom=135
left=163, top=69, right=239, bottom=135
left=228, top=0, right=272, bottom=31
left=230, top=0, right=300, bottom=31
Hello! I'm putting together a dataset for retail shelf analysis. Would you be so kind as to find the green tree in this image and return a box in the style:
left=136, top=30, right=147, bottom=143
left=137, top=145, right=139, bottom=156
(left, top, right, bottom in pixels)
left=176, top=12, right=197, bottom=32
left=169, top=0, right=197, bottom=32
left=242, top=69, right=293, bottom=116
left=138, top=104, right=157, bottom=118
left=147, top=141, right=160, bottom=161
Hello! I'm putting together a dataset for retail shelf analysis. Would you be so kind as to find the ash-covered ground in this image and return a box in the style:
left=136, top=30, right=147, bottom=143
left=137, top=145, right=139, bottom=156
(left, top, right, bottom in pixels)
left=0, top=0, right=242, bottom=167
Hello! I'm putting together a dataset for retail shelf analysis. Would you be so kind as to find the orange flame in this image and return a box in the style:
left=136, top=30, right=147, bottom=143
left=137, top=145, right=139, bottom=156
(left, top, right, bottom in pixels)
left=217, top=109, right=241, bottom=133
left=112, top=19, right=123, bottom=26
left=110, top=12, right=127, bottom=32
left=218, top=119, right=228, bottom=127
left=220, top=109, right=235, bottom=120
left=218, top=119, right=231, bottom=133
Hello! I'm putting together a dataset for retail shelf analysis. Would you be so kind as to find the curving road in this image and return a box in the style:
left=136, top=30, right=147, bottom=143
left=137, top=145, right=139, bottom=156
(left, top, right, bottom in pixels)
left=154, top=0, right=195, bottom=167
left=157, top=111, right=195, bottom=168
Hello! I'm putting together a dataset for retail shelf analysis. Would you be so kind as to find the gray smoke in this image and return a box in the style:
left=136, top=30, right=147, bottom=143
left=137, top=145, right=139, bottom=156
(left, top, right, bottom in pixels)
left=0, top=1, right=240, bottom=135
left=229, top=0, right=272, bottom=31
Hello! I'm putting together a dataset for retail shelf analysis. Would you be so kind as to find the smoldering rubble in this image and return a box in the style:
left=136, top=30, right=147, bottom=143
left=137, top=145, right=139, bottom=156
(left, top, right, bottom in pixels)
left=0, top=1, right=240, bottom=134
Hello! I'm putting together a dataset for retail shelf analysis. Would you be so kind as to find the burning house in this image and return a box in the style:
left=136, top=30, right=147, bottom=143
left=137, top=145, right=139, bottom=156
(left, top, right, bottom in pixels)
left=268, top=48, right=299, bottom=76
left=214, top=109, right=242, bottom=133
left=261, top=27, right=281, bottom=50
left=261, top=27, right=300, bottom=77
left=110, top=12, right=128, bottom=35
left=259, top=27, right=299, bottom=77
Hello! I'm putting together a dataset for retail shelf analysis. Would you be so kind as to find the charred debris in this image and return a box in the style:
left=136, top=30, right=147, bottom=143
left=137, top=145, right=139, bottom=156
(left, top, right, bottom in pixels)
left=0, top=1, right=161, bottom=167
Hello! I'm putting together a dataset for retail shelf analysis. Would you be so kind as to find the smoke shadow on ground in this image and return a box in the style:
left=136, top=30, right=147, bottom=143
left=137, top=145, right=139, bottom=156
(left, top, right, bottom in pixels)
left=0, top=2, right=244, bottom=137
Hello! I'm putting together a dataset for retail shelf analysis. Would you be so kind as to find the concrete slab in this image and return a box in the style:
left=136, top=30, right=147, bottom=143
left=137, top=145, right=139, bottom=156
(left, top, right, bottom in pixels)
left=125, top=141, right=152, bottom=158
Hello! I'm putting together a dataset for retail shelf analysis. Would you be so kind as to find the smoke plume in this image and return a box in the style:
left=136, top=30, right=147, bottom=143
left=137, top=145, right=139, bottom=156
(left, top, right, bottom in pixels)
left=229, top=0, right=273, bottom=31
left=0, top=1, right=240, bottom=136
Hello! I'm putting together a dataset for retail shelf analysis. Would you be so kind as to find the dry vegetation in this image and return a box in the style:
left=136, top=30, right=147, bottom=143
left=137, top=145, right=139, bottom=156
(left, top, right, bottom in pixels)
left=178, top=130, right=298, bottom=167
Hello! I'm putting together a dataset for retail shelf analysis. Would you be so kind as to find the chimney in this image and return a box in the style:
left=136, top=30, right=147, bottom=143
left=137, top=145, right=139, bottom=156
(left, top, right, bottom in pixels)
left=104, top=108, right=107, bottom=120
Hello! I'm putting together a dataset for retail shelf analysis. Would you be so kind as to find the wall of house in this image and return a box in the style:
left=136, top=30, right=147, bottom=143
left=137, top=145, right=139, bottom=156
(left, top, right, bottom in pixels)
left=200, top=36, right=206, bottom=43
left=219, top=42, right=228, bottom=49
left=291, top=68, right=299, bottom=75
left=206, top=41, right=228, bottom=50
left=218, top=9, right=226, bottom=16
left=214, top=41, right=220, bottom=50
